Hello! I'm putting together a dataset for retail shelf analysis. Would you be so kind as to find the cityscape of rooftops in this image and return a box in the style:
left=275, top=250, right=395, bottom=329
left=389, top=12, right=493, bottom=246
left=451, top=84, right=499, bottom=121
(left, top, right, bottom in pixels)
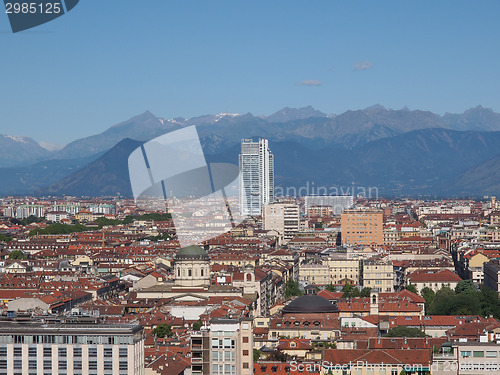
left=1, top=1, right=500, bottom=375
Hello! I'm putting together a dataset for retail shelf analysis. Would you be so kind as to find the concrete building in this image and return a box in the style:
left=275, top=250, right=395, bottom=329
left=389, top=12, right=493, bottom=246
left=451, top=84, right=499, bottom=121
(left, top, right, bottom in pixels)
left=263, top=203, right=299, bottom=244
left=341, top=209, right=384, bottom=245
left=484, top=259, right=500, bottom=293
left=406, top=269, right=462, bottom=293
left=190, top=318, right=253, bottom=375
left=361, top=258, right=394, bottom=293
left=0, top=317, right=144, bottom=375
left=239, top=139, right=274, bottom=216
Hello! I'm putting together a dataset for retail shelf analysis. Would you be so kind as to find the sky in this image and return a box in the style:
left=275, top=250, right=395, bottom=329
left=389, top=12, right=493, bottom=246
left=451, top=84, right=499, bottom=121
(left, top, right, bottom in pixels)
left=1, top=0, right=500, bottom=147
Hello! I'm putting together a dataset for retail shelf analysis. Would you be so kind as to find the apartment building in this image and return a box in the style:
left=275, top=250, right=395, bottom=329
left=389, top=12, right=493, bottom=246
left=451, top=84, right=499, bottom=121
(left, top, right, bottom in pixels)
left=298, top=258, right=360, bottom=286
left=360, top=258, right=394, bottom=292
left=341, top=209, right=383, bottom=245
left=190, top=318, right=253, bottom=375
left=0, top=318, right=144, bottom=375
left=263, top=203, right=300, bottom=244
left=484, top=259, right=500, bottom=293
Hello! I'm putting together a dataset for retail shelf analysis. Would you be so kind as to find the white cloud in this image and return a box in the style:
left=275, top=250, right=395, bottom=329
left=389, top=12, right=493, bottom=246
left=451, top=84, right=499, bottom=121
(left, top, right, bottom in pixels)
left=297, top=80, right=322, bottom=86
left=354, top=61, right=373, bottom=71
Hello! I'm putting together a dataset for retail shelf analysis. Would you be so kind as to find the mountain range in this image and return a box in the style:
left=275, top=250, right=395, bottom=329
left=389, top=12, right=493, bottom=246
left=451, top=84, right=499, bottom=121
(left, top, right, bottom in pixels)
left=2, top=105, right=500, bottom=197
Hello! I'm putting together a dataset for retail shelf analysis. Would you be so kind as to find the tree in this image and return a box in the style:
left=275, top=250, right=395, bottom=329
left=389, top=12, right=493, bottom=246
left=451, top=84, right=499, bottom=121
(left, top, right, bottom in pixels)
left=8, top=250, right=26, bottom=260
left=341, top=283, right=360, bottom=298
left=253, top=349, right=262, bottom=362
left=429, top=287, right=455, bottom=315
left=284, top=279, right=303, bottom=299
left=405, top=284, right=418, bottom=294
left=152, top=324, right=172, bottom=338
left=360, top=287, right=372, bottom=297
left=0, top=233, right=12, bottom=242
left=325, top=284, right=337, bottom=292
left=455, top=279, right=476, bottom=295
left=192, top=320, right=203, bottom=331
left=421, top=287, right=435, bottom=310
left=385, top=326, right=428, bottom=338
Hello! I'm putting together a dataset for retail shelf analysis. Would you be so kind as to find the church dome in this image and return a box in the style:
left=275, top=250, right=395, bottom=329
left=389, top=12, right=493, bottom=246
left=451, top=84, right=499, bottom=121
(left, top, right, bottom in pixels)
left=175, top=245, right=210, bottom=261
left=282, top=294, right=339, bottom=314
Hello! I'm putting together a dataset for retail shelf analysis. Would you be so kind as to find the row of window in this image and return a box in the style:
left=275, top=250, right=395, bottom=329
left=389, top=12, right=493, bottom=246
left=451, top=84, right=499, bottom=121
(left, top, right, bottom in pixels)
left=0, top=346, right=128, bottom=358
left=461, top=350, right=499, bottom=358
left=0, top=359, right=127, bottom=371
left=1, top=334, right=133, bottom=345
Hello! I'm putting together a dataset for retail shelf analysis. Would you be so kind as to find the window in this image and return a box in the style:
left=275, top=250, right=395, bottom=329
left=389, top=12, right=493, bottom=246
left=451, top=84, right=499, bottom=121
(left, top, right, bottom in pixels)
left=212, top=364, right=219, bottom=374
left=89, top=347, right=97, bottom=357
left=0, top=348, right=5, bottom=357
left=461, top=351, right=471, bottom=358
left=242, top=336, right=249, bottom=343
left=243, top=350, right=249, bottom=356
left=29, top=348, right=37, bottom=357
left=119, top=362, right=128, bottom=371
left=73, top=361, right=82, bottom=370
left=74, top=348, right=82, bottom=357
left=89, top=361, right=97, bottom=370
left=104, top=361, right=112, bottom=370
left=473, top=351, right=484, bottom=357
left=14, top=360, right=22, bottom=369
left=0, top=360, right=6, bottom=370
left=29, top=360, right=37, bottom=370
left=58, top=348, right=67, bottom=357
left=243, top=362, right=249, bottom=369
left=104, top=348, right=113, bottom=357
left=14, top=347, right=22, bottom=357
left=119, top=348, right=128, bottom=358
left=43, top=360, right=52, bottom=370
left=58, top=360, right=67, bottom=370
left=43, top=347, right=52, bottom=357
left=224, top=351, right=231, bottom=361
left=486, top=351, right=497, bottom=358
left=212, top=351, right=219, bottom=361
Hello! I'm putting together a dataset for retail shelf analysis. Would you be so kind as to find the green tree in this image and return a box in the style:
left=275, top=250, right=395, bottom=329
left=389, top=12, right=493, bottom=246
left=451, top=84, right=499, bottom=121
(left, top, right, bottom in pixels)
left=429, top=287, right=455, bottom=315
left=325, top=284, right=337, bottom=292
left=341, top=283, right=360, bottom=298
left=152, top=324, right=173, bottom=338
left=315, top=222, right=323, bottom=229
left=455, top=279, right=476, bottom=295
left=385, top=326, right=428, bottom=338
left=253, top=349, right=262, bottom=362
left=8, top=250, right=26, bottom=259
left=284, top=279, right=303, bottom=299
left=405, top=284, right=418, bottom=294
left=421, top=287, right=436, bottom=310
left=192, top=320, right=203, bottom=331
left=0, top=233, right=12, bottom=242
left=360, top=287, right=372, bottom=297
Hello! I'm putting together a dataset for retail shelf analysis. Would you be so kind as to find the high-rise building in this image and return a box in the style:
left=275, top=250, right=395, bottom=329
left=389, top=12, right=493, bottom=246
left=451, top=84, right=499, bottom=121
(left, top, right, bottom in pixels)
left=341, top=209, right=384, bottom=245
left=190, top=318, right=253, bottom=375
left=263, top=203, right=299, bottom=244
left=239, top=139, right=274, bottom=216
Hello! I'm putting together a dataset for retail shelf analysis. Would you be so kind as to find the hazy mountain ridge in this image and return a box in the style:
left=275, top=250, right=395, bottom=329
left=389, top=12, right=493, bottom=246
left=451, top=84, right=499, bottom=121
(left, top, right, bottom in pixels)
left=0, top=134, right=51, bottom=168
left=3, top=105, right=500, bottom=196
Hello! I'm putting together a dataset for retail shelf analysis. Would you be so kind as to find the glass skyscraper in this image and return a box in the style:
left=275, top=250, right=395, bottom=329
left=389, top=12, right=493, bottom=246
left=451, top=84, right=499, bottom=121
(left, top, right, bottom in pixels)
left=239, top=139, right=274, bottom=216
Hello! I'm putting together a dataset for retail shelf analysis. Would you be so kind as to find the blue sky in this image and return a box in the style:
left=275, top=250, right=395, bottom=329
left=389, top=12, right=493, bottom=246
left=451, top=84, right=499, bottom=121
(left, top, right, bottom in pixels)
left=1, top=0, right=500, bottom=147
